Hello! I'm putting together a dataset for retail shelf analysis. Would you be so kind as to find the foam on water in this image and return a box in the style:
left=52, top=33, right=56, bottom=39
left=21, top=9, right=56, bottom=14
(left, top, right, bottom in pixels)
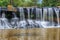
left=0, top=7, right=60, bottom=29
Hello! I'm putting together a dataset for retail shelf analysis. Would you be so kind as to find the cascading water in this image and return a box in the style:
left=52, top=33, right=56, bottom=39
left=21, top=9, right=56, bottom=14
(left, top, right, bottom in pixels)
left=48, top=8, right=54, bottom=26
left=18, top=7, right=27, bottom=28
left=27, top=7, right=30, bottom=19
left=35, top=8, right=43, bottom=28
left=20, top=7, right=25, bottom=20
left=40, top=8, right=50, bottom=28
left=10, top=12, right=19, bottom=28
left=27, top=8, right=35, bottom=28
left=0, top=7, right=60, bottom=29
left=43, top=8, right=48, bottom=21
left=0, top=12, right=11, bottom=29
left=54, top=8, right=60, bottom=27
left=36, top=8, right=40, bottom=20
left=40, top=8, right=42, bottom=21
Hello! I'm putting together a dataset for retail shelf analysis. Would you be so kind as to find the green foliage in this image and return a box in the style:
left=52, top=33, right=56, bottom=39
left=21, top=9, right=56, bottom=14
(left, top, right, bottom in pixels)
left=0, top=0, right=9, bottom=7
left=42, top=0, right=60, bottom=7
left=0, top=0, right=60, bottom=7
left=0, top=0, right=40, bottom=7
left=56, top=0, right=60, bottom=6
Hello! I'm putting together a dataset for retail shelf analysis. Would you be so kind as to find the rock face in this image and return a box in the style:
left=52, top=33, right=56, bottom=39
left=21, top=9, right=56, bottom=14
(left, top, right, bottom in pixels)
left=0, top=28, right=59, bottom=40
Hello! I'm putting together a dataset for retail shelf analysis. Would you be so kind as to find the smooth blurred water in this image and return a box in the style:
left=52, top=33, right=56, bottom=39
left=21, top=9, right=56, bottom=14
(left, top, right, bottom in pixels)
left=0, top=7, right=60, bottom=29
left=0, top=13, right=11, bottom=29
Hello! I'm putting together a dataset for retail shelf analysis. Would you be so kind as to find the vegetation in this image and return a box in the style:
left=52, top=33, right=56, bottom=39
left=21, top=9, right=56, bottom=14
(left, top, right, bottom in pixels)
left=0, top=0, right=9, bottom=7
left=42, top=0, right=59, bottom=7
left=0, top=0, right=60, bottom=7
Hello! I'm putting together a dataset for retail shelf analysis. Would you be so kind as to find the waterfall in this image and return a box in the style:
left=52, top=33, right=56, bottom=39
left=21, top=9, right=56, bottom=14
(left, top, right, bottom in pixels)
left=19, top=7, right=25, bottom=20
left=48, top=8, right=54, bottom=26
left=39, top=8, right=42, bottom=21
left=43, top=8, right=48, bottom=21
left=0, top=12, right=11, bottom=29
left=30, top=8, right=32, bottom=19
left=27, top=7, right=30, bottom=19
left=18, top=7, right=27, bottom=28
left=36, top=8, right=40, bottom=20
left=54, top=8, right=60, bottom=27
left=0, top=7, right=59, bottom=29
left=10, top=12, right=19, bottom=28
left=2, top=12, right=5, bottom=18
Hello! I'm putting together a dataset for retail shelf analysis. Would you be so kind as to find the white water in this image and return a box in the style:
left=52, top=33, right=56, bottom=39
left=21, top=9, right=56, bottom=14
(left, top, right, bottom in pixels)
left=48, top=8, right=54, bottom=26
left=54, top=8, right=60, bottom=27
left=43, top=8, right=48, bottom=21
left=19, top=7, right=25, bottom=20
left=27, top=8, right=30, bottom=19
left=10, top=12, right=19, bottom=28
left=0, top=13, right=11, bottom=29
left=0, top=7, right=60, bottom=29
